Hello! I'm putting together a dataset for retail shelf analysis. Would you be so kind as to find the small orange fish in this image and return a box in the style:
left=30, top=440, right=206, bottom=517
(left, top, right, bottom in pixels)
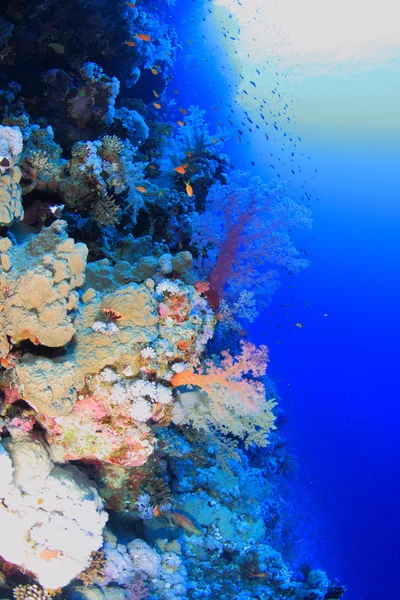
left=150, top=68, right=159, bottom=75
left=185, top=181, right=193, bottom=197
left=103, top=307, right=124, bottom=320
left=174, top=163, right=188, bottom=175
left=212, top=106, right=218, bottom=111
left=170, top=510, right=202, bottom=536
left=185, top=151, right=192, bottom=157
left=153, top=102, right=161, bottom=109
left=40, top=549, right=61, bottom=562
left=135, top=33, right=151, bottom=42
left=136, top=186, right=147, bottom=193
left=179, top=108, right=188, bottom=115
left=0, top=356, right=16, bottom=369
left=188, top=40, right=195, bottom=44
left=176, top=120, right=185, bottom=127
left=152, top=90, right=159, bottom=97
left=153, top=505, right=162, bottom=518
left=211, top=137, right=217, bottom=143
left=174, top=89, right=179, bottom=94
left=249, top=572, right=270, bottom=579
left=126, top=2, right=135, bottom=7
left=154, top=64, right=162, bottom=69
left=123, top=41, right=136, bottom=47
left=296, top=322, right=304, bottom=328
left=148, top=164, right=157, bottom=170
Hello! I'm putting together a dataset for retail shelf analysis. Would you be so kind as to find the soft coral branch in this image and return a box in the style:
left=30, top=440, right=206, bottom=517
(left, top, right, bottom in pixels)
left=192, top=171, right=312, bottom=310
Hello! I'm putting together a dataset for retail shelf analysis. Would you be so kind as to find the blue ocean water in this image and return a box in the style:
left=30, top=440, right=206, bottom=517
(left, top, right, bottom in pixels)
left=0, top=0, right=398, bottom=597
left=171, top=1, right=400, bottom=597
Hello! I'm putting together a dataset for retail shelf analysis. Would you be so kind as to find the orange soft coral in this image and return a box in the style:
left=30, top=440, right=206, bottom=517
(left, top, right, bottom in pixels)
left=171, top=341, right=276, bottom=446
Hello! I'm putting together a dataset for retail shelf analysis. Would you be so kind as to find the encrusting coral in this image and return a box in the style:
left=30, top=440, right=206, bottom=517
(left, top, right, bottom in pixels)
left=0, top=219, right=87, bottom=359
left=0, top=125, right=23, bottom=225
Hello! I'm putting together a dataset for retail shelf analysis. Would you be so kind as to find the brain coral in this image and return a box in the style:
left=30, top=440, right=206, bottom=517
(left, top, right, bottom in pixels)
left=0, top=220, right=88, bottom=358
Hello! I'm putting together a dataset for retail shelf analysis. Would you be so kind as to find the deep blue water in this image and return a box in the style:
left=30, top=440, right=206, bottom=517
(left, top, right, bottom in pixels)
left=172, top=1, right=400, bottom=598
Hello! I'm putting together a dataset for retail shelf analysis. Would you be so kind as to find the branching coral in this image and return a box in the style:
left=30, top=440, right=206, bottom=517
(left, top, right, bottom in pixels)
left=171, top=341, right=276, bottom=447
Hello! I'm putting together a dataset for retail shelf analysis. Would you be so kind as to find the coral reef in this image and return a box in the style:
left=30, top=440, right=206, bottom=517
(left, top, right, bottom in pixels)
left=0, top=0, right=345, bottom=599
left=0, top=433, right=107, bottom=589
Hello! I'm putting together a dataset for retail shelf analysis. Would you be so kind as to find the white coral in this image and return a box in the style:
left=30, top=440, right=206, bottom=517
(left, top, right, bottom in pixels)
left=0, top=435, right=107, bottom=589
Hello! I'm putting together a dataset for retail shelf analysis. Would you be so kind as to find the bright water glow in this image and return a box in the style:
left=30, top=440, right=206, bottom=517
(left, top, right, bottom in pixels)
left=214, top=0, right=400, bottom=73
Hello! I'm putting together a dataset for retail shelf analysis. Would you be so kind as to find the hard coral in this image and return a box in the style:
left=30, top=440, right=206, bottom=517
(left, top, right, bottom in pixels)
left=0, top=434, right=107, bottom=590
left=0, top=220, right=87, bottom=358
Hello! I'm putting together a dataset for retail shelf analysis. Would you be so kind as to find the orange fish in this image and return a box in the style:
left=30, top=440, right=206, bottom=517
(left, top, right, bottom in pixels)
left=153, top=102, right=161, bottom=109
left=148, top=164, right=157, bottom=170
left=153, top=505, right=162, bottom=518
left=185, top=151, right=192, bottom=157
left=176, top=120, right=185, bottom=127
left=126, top=2, right=135, bottom=7
left=40, top=549, right=61, bottom=562
left=136, top=186, right=147, bottom=193
left=135, top=33, right=151, bottom=41
left=123, top=41, right=136, bottom=47
left=152, top=90, right=159, bottom=97
left=179, top=108, right=188, bottom=115
left=154, top=64, right=162, bottom=69
left=174, top=89, right=179, bottom=94
left=151, top=68, right=159, bottom=75
left=211, top=137, right=217, bottom=143
left=184, top=181, right=193, bottom=197
left=212, top=106, right=218, bottom=111
left=174, top=163, right=188, bottom=175
left=170, top=511, right=202, bottom=536
left=103, top=307, right=124, bottom=320
left=0, top=356, right=16, bottom=369
left=188, top=40, right=195, bottom=45
left=249, top=572, right=270, bottom=579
